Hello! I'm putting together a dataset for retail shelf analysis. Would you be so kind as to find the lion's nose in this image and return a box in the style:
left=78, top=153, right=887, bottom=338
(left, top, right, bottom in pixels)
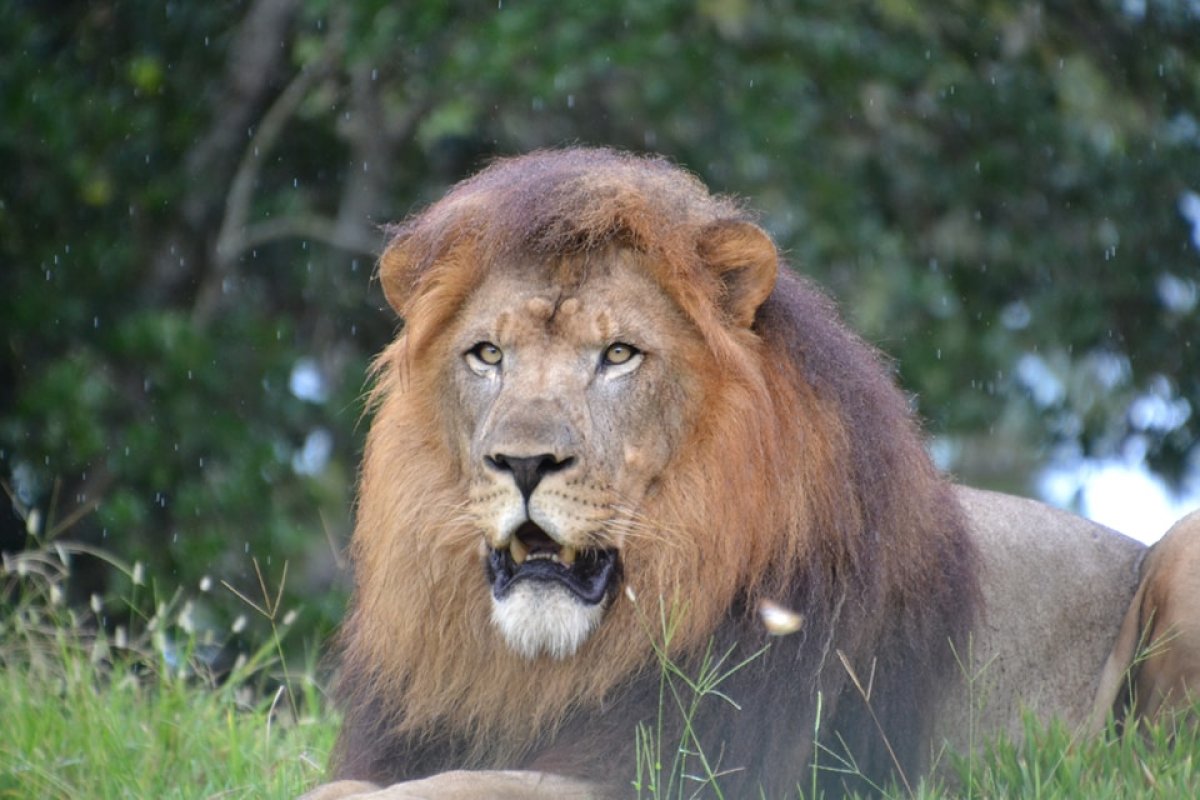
left=486, top=453, right=575, bottom=503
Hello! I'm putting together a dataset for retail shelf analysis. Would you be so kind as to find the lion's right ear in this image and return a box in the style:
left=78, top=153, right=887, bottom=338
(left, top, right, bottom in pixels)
left=698, top=220, right=779, bottom=328
left=377, top=234, right=417, bottom=315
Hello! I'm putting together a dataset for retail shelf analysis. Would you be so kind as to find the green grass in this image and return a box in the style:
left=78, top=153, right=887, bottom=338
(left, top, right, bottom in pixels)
left=942, top=711, right=1200, bottom=800
left=2, top=549, right=1196, bottom=799
left=1, top=650, right=335, bottom=798
left=0, top=620, right=337, bottom=800
left=0, top=543, right=336, bottom=800
left=5, top=641, right=1196, bottom=800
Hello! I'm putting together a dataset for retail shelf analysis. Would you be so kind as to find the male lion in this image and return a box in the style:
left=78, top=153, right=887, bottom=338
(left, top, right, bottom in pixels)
left=305, top=149, right=1147, bottom=799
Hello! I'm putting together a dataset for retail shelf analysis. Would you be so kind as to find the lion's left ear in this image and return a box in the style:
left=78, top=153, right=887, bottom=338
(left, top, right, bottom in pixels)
left=698, top=220, right=779, bottom=328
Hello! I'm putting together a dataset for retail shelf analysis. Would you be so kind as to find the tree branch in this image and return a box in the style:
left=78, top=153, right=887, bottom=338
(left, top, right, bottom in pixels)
left=239, top=214, right=380, bottom=256
left=212, top=30, right=343, bottom=270
left=192, top=15, right=345, bottom=326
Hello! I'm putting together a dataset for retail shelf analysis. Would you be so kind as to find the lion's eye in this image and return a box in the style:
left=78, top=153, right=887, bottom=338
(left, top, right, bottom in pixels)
left=467, top=341, right=503, bottom=367
left=601, top=342, right=639, bottom=367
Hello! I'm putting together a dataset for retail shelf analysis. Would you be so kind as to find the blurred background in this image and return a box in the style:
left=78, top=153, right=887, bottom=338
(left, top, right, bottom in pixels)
left=3, top=0, right=1198, bottom=652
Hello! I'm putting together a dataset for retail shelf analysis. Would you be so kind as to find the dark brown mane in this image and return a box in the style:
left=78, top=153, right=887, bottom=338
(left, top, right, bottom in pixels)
left=335, top=147, right=980, bottom=798
left=378, top=150, right=755, bottom=347
left=390, top=147, right=745, bottom=260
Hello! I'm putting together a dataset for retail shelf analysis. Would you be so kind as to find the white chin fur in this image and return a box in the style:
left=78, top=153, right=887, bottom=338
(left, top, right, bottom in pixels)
left=491, top=582, right=604, bottom=660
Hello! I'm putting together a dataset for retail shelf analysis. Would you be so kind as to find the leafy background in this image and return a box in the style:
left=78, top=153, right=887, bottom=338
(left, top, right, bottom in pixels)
left=2, top=0, right=1198, bottom=649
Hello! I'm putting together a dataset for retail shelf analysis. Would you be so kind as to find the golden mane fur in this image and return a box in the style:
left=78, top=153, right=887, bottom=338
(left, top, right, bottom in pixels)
left=331, top=148, right=980, bottom=796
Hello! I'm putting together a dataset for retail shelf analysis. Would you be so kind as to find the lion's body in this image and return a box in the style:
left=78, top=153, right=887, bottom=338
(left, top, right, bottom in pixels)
left=305, top=149, right=1166, bottom=800
left=935, top=488, right=1144, bottom=751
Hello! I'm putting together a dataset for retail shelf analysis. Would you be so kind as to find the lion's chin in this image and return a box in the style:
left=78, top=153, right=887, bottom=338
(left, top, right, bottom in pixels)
left=491, top=582, right=607, bottom=659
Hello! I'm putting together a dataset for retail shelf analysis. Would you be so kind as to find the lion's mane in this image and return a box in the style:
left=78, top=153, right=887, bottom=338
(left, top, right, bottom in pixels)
left=331, top=149, right=980, bottom=797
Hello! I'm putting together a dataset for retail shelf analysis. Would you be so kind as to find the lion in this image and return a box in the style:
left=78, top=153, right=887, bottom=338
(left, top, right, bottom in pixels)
left=1089, top=509, right=1200, bottom=731
left=304, top=148, right=1149, bottom=800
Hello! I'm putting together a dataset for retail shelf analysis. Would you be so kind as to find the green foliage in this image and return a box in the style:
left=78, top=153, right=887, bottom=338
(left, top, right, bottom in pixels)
left=945, top=710, right=1200, bottom=800
left=631, top=596, right=770, bottom=799
left=0, top=542, right=333, bottom=799
left=0, top=643, right=333, bottom=799
left=2, top=0, right=1198, bottom=650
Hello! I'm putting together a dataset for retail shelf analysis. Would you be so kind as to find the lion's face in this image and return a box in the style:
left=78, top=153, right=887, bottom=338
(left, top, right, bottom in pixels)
left=441, top=251, right=702, bottom=659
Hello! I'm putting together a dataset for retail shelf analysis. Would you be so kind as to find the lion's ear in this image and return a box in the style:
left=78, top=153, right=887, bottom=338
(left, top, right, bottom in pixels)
left=698, top=220, right=779, bottom=328
left=377, top=234, right=416, bottom=315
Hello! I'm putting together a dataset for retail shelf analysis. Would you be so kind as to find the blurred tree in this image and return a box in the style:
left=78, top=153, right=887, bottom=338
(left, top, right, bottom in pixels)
left=2, top=0, right=1197, bottom=643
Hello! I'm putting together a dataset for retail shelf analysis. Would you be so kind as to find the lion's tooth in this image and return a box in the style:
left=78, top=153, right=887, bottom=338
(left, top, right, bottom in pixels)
left=510, top=537, right=529, bottom=565
left=559, top=545, right=577, bottom=566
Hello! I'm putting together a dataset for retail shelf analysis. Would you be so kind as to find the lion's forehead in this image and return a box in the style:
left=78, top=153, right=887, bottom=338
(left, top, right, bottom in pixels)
left=487, top=293, right=615, bottom=347
left=457, top=253, right=684, bottom=349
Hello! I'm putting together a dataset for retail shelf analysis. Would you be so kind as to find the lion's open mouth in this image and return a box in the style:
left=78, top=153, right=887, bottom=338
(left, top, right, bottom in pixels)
left=486, top=521, right=620, bottom=605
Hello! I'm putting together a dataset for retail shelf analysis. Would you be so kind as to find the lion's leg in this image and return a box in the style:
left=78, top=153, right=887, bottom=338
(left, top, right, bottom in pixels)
left=1086, top=573, right=1148, bottom=733
left=1087, top=509, right=1200, bottom=732
left=300, top=771, right=609, bottom=800
left=297, top=780, right=381, bottom=800
left=1128, top=511, right=1200, bottom=725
